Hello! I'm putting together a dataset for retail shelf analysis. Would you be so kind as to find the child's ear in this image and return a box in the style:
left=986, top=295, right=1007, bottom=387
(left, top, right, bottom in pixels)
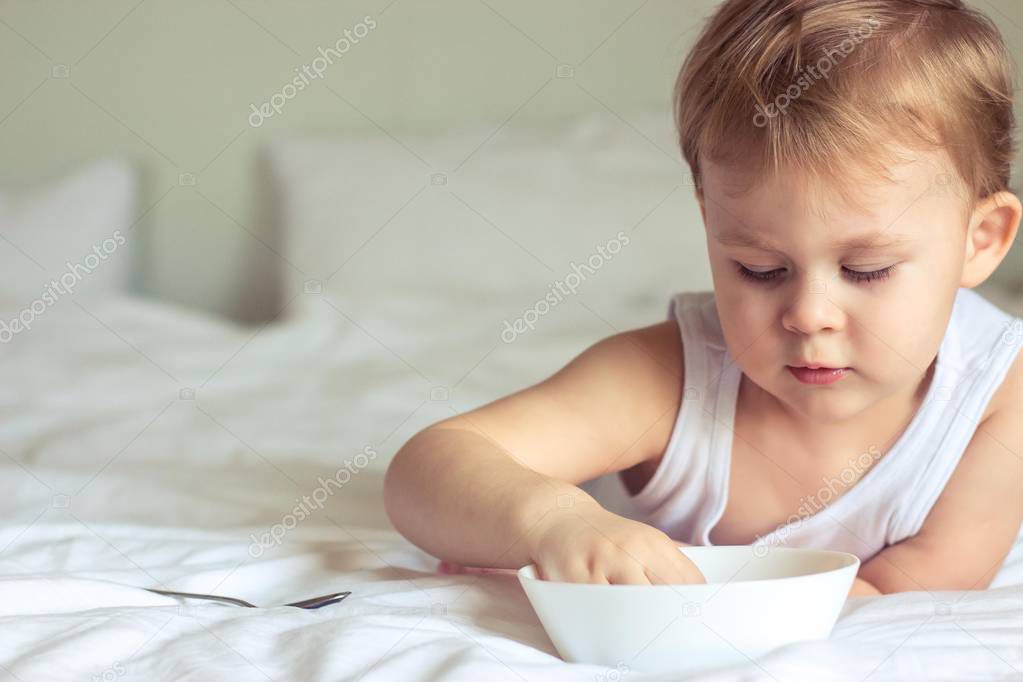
left=960, top=191, right=1022, bottom=288
left=696, top=190, right=706, bottom=224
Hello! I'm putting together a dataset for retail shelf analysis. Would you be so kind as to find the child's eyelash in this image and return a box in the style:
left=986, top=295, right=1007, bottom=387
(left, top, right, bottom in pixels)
left=844, top=265, right=896, bottom=283
left=734, top=263, right=896, bottom=284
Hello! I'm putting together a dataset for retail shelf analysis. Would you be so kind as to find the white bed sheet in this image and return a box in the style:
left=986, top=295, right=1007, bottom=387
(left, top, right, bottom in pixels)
left=1, top=293, right=1021, bottom=682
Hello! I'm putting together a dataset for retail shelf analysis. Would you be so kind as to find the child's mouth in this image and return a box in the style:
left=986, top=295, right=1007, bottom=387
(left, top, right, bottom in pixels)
left=787, top=365, right=849, bottom=385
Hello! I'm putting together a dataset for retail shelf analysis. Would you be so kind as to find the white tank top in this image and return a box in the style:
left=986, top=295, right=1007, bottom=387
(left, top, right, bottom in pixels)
left=583, top=287, right=1023, bottom=580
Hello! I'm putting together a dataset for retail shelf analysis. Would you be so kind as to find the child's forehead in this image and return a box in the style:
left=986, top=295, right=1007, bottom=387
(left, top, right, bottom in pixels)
left=701, top=147, right=959, bottom=220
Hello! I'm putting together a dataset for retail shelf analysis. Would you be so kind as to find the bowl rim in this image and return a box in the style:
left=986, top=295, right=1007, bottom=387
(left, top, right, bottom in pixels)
left=517, top=545, right=860, bottom=589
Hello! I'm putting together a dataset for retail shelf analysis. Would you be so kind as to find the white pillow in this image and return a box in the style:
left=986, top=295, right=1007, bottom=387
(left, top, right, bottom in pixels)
left=266, top=114, right=713, bottom=397
left=266, top=112, right=711, bottom=315
left=0, top=157, right=137, bottom=311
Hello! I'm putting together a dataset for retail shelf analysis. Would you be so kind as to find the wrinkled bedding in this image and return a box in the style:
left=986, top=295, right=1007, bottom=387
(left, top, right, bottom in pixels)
left=1, top=293, right=1021, bottom=681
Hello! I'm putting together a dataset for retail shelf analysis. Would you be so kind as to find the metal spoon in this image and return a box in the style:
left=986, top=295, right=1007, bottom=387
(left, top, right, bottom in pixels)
left=145, top=587, right=351, bottom=609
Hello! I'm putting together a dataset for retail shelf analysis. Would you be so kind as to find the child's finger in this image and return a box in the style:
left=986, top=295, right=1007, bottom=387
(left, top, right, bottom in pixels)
left=673, top=551, right=707, bottom=584
left=645, top=546, right=704, bottom=585
left=605, top=560, right=652, bottom=585
left=540, top=559, right=607, bottom=584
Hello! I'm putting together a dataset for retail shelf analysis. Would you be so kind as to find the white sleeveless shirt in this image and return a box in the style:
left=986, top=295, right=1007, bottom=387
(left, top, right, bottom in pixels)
left=582, top=287, right=1023, bottom=586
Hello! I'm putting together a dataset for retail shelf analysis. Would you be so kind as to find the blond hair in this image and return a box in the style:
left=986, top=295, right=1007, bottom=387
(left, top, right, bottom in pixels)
left=674, top=0, right=1017, bottom=215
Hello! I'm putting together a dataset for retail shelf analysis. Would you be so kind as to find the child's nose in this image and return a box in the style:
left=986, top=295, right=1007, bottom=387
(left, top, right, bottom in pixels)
left=780, top=277, right=844, bottom=335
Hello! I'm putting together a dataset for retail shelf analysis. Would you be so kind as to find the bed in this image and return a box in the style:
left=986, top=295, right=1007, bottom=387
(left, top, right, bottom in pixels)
left=1, top=289, right=1021, bottom=682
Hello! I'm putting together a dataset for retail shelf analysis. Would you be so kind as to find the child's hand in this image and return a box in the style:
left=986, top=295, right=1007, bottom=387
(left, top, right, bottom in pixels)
left=527, top=501, right=706, bottom=585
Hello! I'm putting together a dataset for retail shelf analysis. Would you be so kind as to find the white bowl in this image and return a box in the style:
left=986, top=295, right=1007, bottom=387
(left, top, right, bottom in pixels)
left=517, top=545, right=858, bottom=675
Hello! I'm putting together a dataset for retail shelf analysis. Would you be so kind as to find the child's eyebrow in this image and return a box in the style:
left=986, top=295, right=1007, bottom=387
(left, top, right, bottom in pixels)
left=714, top=229, right=914, bottom=251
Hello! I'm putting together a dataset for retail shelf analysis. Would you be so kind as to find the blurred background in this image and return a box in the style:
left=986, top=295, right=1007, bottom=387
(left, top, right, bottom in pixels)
left=3, top=0, right=1023, bottom=324
left=0, top=0, right=708, bottom=325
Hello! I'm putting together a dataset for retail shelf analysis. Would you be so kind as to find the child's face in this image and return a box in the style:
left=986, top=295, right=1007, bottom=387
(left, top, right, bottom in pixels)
left=699, top=149, right=967, bottom=423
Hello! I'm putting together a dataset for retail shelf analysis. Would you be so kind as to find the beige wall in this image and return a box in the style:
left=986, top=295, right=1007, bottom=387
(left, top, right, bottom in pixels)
left=2, top=0, right=1023, bottom=320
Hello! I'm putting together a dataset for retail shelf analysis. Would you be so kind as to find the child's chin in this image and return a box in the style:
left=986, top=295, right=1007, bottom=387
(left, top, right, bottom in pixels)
left=778, top=388, right=864, bottom=424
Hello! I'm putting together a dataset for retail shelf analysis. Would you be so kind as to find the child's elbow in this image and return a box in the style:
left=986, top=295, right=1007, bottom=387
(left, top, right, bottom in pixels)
left=382, top=435, right=417, bottom=530
left=382, top=427, right=440, bottom=530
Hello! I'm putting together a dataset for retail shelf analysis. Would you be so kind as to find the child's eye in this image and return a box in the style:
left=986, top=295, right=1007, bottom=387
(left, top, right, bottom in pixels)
left=734, top=262, right=897, bottom=284
left=841, top=265, right=896, bottom=284
left=735, top=263, right=784, bottom=282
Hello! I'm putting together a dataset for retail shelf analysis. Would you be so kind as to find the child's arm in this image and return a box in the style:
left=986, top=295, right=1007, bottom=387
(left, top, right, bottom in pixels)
left=383, top=321, right=706, bottom=585
left=854, top=361, right=1023, bottom=595
left=848, top=577, right=882, bottom=597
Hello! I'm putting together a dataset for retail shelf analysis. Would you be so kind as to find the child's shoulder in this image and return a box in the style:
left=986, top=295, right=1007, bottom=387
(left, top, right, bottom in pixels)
left=666, top=290, right=728, bottom=351
left=954, top=288, right=1023, bottom=422
left=587, top=289, right=717, bottom=376
left=580, top=318, right=685, bottom=405
left=625, top=289, right=723, bottom=389
left=985, top=333, right=1023, bottom=422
